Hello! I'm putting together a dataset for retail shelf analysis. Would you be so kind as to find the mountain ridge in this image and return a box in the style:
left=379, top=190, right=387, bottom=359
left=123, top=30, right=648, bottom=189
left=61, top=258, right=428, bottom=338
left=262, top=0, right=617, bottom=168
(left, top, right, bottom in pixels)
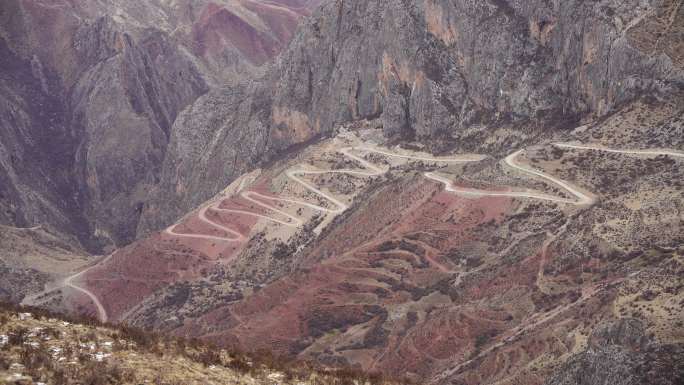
left=138, top=0, right=684, bottom=236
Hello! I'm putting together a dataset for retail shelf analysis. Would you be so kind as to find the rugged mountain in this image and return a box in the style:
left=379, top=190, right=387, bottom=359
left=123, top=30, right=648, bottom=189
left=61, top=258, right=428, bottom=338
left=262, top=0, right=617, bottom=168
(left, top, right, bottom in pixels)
left=0, top=6, right=208, bottom=251
left=3, top=0, right=684, bottom=384
left=0, top=0, right=319, bottom=252
left=139, top=0, right=684, bottom=235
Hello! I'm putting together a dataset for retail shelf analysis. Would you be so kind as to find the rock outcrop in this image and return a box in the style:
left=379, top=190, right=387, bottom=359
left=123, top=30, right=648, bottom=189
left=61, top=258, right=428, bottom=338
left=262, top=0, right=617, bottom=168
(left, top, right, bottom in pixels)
left=4, top=0, right=683, bottom=244
left=140, top=0, right=684, bottom=234
left=0, top=0, right=318, bottom=251
left=0, top=1, right=208, bottom=251
left=545, top=319, right=684, bottom=385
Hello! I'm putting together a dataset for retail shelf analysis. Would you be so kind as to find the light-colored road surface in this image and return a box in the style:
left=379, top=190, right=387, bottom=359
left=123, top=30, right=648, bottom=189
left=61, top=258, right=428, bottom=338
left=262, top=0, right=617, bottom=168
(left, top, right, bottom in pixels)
left=214, top=191, right=304, bottom=227
left=23, top=144, right=479, bottom=322
left=20, top=140, right=684, bottom=327
left=355, top=146, right=485, bottom=163
left=23, top=253, right=114, bottom=323
left=427, top=144, right=683, bottom=205
left=254, top=147, right=385, bottom=214
left=163, top=147, right=384, bottom=243
left=166, top=146, right=484, bottom=243
left=0, top=224, right=42, bottom=231
left=425, top=149, right=596, bottom=205
left=165, top=202, right=246, bottom=242
left=64, top=265, right=110, bottom=324
left=64, top=252, right=115, bottom=323
left=553, top=142, right=684, bottom=158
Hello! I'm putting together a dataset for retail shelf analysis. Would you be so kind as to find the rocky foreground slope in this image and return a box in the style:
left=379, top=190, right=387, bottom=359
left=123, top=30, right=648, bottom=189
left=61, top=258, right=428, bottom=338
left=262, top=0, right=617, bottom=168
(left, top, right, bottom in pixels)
left=0, top=304, right=401, bottom=385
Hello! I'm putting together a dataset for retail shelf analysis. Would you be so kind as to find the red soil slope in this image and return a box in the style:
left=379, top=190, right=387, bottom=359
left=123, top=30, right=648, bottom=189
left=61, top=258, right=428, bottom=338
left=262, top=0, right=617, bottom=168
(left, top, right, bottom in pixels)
left=192, top=0, right=316, bottom=66
left=173, top=178, right=531, bottom=378
left=68, top=163, right=658, bottom=384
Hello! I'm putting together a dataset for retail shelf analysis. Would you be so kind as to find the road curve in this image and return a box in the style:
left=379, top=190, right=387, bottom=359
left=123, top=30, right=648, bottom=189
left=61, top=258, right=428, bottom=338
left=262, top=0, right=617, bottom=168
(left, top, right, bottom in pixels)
left=425, top=149, right=596, bottom=205
left=0, top=224, right=42, bottom=231
left=163, top=147, right=383, bottom=242
left=65, top=276, right=108, bottom=323
left=165, top=146, right=484, bottom=243
left=355, top=146, right=485, bottom=163
left=249, top=147, right=386, bottom=215
left=553, top=142, right=684, bottom=158
left=26, top=142, right=684, bottom=325
left=20, top=252, right=112, bottom=324
left=165, top=202, right=245, bottom=242
left=428, top=144, right=683, bottom=205
left=214, top=191, right=304, bottom=227
left=63, top=253, right=114, bottom=323
left=22, top=141, right=683, bottom=327
left=504, top=149, right=596, bottom=205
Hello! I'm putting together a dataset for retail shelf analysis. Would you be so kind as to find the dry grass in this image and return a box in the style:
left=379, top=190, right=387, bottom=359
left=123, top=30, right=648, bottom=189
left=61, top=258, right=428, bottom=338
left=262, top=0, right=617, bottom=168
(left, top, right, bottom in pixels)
left=0, top=302, right=410, bottom=385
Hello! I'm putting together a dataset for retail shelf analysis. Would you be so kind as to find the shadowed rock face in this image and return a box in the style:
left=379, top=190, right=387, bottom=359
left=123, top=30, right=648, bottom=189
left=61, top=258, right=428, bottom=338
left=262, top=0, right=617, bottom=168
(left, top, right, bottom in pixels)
left=0, top=3, right=209, bottom=251
left=139, top=0, right=684, bottom=235
left=0, top=0, right=319, bottom=251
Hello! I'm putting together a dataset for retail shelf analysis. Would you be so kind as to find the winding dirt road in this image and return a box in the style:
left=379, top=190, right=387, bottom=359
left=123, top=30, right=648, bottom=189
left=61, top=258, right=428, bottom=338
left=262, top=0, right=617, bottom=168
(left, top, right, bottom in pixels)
left=32, top=140, right=683, bottom=328
left=64, top=262, right=110, bottom=323
left=426, top=143, right=683, bottom=206
left=425, top=149, right=596, bottom=205
left=166, top=146, right=484, bottom=244
left=22, top=253, right=113, bottom=323
left=165, top=202, right=246, bottom=242
left=163, top=147, right=383, bottom=243
left=0, top=224, right=42, bottom=231
left=25, top=144, right=479, bottom=323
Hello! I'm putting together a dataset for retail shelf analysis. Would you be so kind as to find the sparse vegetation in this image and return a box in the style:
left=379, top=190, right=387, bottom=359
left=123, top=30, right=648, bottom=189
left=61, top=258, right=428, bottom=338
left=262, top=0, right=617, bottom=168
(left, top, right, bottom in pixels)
left=0, top=302, right=409, bottom=385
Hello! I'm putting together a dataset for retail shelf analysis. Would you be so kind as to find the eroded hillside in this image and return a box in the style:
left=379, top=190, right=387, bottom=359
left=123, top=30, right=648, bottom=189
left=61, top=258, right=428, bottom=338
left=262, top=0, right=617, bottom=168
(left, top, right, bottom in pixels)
left=2, top=0, right=684, bottom=384
left=0, top=0, right=319, bottom=252
left=139, top=0, right=684, bottom=234
left=21, top=94, right=683, bottom=384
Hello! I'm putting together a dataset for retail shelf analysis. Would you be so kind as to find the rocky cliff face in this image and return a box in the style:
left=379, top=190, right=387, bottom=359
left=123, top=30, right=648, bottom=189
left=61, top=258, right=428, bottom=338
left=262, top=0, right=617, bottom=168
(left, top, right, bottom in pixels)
left=0, top=0, right=318, bottom=251
left=315, top=0, right=684, bottom=137
left=4, top=0, right=682, bottom=245
left=0, top=2, right=209, bottom=251
left=140, top=0, right=684, bottom=234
